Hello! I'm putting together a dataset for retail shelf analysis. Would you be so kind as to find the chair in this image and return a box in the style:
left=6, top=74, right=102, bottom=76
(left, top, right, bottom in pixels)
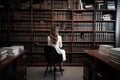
left=44, top=46, right=63, bottom=80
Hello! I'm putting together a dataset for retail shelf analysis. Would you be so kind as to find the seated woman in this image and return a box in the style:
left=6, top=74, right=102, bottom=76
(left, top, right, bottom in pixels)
left=47, top=27, right=66, bottom=71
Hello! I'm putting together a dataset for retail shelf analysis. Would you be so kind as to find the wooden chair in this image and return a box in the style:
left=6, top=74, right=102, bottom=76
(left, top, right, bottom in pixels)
left=44, top=46, right=63, bottom=80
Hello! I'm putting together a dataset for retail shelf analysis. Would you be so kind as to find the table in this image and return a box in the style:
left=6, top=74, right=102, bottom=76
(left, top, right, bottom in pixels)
left=83, top=50, right=120, bottom=80
left=0, top=50, right=27, bottom=80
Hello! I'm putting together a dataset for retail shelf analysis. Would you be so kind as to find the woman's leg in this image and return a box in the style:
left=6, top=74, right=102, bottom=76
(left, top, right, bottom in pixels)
left=59, top=62, right=64, bottom=71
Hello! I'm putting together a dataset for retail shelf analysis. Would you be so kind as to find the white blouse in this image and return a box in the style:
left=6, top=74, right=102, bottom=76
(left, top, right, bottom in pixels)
left=47, top=35, right=66, bottom=61
left=48, top=35, right=62, bottom=48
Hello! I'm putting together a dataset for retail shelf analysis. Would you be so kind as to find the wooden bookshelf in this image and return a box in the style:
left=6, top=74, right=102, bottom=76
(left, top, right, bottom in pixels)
left=0, top=0, right=117, bottom=66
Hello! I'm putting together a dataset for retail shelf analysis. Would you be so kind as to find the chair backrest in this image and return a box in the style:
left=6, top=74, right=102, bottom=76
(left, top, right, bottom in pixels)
left=44, top=46, right=62, bottom=64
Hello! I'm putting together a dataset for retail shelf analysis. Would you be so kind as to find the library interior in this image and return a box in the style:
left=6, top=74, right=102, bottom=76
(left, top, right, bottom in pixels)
left=0, top=0, right=120, bottom=80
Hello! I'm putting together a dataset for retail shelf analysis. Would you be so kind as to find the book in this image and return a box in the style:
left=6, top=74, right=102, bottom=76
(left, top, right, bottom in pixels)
left=107, top=1, right=115, bottom=10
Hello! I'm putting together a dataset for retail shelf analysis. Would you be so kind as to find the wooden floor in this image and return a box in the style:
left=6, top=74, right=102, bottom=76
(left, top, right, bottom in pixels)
left=27, top=66, right=84, bottom=80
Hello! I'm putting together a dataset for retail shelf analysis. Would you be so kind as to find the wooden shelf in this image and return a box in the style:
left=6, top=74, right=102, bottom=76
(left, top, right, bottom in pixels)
left=0, top=0, right=117, bottom=66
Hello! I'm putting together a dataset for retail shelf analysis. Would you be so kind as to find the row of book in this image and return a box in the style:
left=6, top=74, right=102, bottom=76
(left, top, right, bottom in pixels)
left=73, top=23, right=93, bottom=31
left=95, top=33, right=114, bottom=41
left=9, top=21, right=114, bottom=31
left=96, top=12, right=113, bottom=21
left=27, top=54, right=46, bottom=63
left=73, top=12, right=93, bottom=21
left=33, top=27, right=50, bottom=31
left=2, top=0, right=115, bottom=10
left=52, top=0, right=84, bottom=9
left=33, top=22, right=52, bottom=27
left=60, top=33, right=73, bottom=42
left=10, top=0, right=27, bottom=9
left=32, top=43, right=72, bottom=53
left=33, top=12, right=52, bottom=20
left=53, top=11, right=94, bottom=20
left=11, top=22, right=31, bottom=30
left=53, top=0, right=85, bottom=10
left=10, top=11, right=113, bottom=21
left=34, top=33, right=74, bottom=42
left=10, top=22, right=52, bottom=30
left=53, top=0, right=68, bottom=9
left=32, top=43, right=93, bottom=53
left=72, top=44, right=93, bottom=52
left=96, top=12, right=104, bottom=20
left=32, top=46, right=44, bottom=53
left=63, top=47, right=72, bottom=53
left=10, top=33, right=31, bottom=41
left=73, top=33, right=93, bottom=42
left=60, top=33, right=114, bottom=42
left=12, top=11, right=31, bottom=20
left=33, top=33, right=49, bottom=42
left=32, top=1, right=52, bottom=9
left=95, top=22, right=114, bottom=31
left=9, top=32, right=114, bottom=42
left=9, top=0, right=84, bottom=10
left=60, top=33, right=94, bottom=42
left=53, top=11, right=72, bottom=20
left=54, top=22, right=72, bottom=31
left=33, top=22, right=52, bottom=31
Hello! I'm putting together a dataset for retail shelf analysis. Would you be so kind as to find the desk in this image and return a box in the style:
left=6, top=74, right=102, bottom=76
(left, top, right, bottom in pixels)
left=0, top=50, right=27, bottom=80
left=83, top=50, right=120, bottom=80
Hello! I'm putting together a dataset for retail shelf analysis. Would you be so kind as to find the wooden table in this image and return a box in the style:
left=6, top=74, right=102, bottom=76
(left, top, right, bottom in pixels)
left=0, top=50, right=27, bottom=80
left=83, top=50, right=120, bottom=80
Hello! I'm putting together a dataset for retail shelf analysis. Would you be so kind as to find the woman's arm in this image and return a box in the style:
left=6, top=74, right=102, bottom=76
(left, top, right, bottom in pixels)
left=47, top=36, right=51, bottom=46
left=59, top=36, right=62, bottom=48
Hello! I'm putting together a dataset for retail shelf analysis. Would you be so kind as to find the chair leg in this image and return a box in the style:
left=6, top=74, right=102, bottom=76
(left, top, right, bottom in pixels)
left=61, top=71, right=63, bottom=75
left=44, top=64, right=49, bottom=77
left=49, top=64, right=52, bottom=73
left=53, top=64, right=56, bottom=80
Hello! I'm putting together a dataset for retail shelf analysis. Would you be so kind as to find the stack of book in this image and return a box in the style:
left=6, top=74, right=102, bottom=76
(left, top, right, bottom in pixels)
left=109, top=48, right=120, bottom=64
left=98, top=45, right=113, bottom=55
left=2, top=45, right=24, bottom=56
left=107, top=1, right=115, bottom=10
left=0, top=48, right=8, bottom=61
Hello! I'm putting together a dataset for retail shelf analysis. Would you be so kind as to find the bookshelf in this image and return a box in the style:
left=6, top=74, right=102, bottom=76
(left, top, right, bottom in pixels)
left=0, top=0, right=117, bottom=66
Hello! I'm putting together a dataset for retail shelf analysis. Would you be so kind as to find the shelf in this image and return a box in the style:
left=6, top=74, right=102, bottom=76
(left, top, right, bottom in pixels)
left=73, top=9, right=94, bottom=11
left=73, top=20, right=94, bottom=22
left=10, top=40, right=31, bottom=42
left=95, top=20, right=116, bottom=22
left=73, top=30, right=93, bottom=32
left=9, top=8, right=31, bottom=11
left=0, top=0, right=117, bottom=66
left=95, top=9, right=116, bottom=11
left=53, top=9, right=72, bottom=11
left=95, top=31, right=115, bottom=33
left=11, top=19, right=31, bottom=22
left=53, top=20, right=72, bottom=22
left=95, top=41, right=115, bottom=43
left=11, top=29, right=31, bottom=32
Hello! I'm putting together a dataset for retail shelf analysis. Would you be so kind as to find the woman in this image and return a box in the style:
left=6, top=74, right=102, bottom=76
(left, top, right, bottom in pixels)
left=47, top=27, right=66, bottom=71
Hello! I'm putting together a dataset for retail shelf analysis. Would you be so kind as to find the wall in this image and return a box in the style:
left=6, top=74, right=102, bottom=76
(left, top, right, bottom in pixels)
left=116, top=0, right=120, bottom=47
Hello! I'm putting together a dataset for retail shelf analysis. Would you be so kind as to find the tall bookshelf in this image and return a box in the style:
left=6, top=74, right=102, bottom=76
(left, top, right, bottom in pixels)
left=0, top=0, right=117, bottom=66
